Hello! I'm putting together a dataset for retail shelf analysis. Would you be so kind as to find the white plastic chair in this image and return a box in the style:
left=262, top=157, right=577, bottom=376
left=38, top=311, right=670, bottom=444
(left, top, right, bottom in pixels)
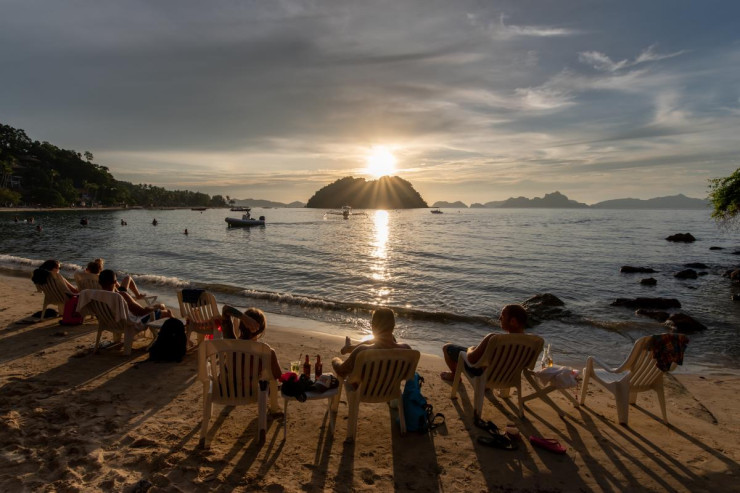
left=450, top=334, right=544, bottom=419
left=34, top=272, right=75, bottom=320
left=74, top=271, right=100, bottom=291
left=78, top=290, right=159, bottom=356
left=579, top=335, right=685, bottom=425
left=341, top=348, right=420, bottom=442
left=178, top=290, right=221, bottom=345
left=198, top=339, right=279, bottom=445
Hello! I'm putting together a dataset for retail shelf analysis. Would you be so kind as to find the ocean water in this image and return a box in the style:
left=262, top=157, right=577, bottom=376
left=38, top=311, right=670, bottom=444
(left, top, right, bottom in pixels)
left=1, top=207, right=738, bottom=373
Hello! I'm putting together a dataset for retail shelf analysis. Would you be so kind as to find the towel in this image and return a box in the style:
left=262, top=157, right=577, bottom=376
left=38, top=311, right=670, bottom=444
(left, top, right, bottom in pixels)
left=182, top=288, right=205, bottom=304
left=536, top=365, right=579, bottom=389
left=78, top=289, right=128, bottom=322
left=649, top=333, right=689, bottom=371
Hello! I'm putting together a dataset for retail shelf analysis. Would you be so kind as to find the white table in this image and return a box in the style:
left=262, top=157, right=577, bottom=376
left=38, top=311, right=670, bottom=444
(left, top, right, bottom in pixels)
left=521, top=366, right=580, bottom=416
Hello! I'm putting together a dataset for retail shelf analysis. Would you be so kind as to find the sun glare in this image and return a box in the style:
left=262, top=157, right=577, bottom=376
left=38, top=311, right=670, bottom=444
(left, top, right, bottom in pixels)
left=365, top=146, right=397, bottom=178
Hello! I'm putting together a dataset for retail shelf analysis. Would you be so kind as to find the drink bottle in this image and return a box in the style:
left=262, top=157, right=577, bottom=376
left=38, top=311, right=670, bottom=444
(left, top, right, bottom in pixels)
left=315, top=355, right=323, bottom=378
left=303, top=354, right=311, bottom=378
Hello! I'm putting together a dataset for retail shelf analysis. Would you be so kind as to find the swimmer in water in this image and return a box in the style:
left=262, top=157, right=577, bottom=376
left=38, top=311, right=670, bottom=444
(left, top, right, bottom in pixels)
left=184, top=229, right=188, bottom=235
left=152, top=218, right=158, bottom=226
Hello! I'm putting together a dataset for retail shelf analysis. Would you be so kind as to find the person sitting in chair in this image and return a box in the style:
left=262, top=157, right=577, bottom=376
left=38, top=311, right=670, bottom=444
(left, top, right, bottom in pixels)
left=220, top=305, right=282, bottom=380
left=34, top=259, right=79, bottom=294
left=332, top=308, right=411, bottom=379
left=440, top=304, right=528, bottom=382
left=98, top=269, right=172, bottom=323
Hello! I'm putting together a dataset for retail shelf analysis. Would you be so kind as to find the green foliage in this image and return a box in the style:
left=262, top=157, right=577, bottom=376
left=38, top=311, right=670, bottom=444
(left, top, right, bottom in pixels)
left=306, top=175, right=428, bottom=209
left=0, top=187, right=22, bottom=205
left=0, top=122, right=226, bottom=208
left=709, top=168, right=740, bottom=226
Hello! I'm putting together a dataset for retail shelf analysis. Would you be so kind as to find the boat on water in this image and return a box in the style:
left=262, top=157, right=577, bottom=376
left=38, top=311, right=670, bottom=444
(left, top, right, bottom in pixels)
left=191, top=207, right=207, bottom=211
left=430, top=208, right=443, bottom=214
left=225, top=208, right=265, bottom=227
left=325, top=205, right=367, bottom=219
left=230, top=206, right=250, bottom=211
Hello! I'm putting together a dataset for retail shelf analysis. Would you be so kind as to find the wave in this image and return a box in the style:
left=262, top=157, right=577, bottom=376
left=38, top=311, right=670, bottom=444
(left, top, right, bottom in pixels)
left=0, top=254, right=84, bottom=273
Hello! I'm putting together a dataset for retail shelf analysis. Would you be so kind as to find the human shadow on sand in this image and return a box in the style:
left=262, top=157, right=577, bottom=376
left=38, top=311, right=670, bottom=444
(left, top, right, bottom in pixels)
left=0, top=318, right=97, bottom=365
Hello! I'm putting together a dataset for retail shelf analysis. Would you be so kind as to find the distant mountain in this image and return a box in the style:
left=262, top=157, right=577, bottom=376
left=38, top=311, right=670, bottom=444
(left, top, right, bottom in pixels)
left=432, top=201, right=468, bottom=208
left=306, top=176, right=428, bottom=209
left=482, top=191, right=588, bottom=208
left=590, top=194, right=708, bottom=210
left=234, top=198, right=306, bottom=208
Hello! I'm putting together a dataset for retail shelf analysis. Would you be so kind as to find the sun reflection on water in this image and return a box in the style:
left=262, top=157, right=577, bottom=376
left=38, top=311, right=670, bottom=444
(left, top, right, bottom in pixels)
left=370, top=210, right=390, bottom=303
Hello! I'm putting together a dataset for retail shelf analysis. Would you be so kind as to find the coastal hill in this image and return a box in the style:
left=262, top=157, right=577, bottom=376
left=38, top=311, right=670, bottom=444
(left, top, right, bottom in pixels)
left=233, top=198, right=306, bottom=208
left=466, top=192, right=708, bottom=209
left=471, top=191, right=588, bottom=209
left=432, top=201, right=468, bottom=208
left=306, top=176, right=428, bottom=209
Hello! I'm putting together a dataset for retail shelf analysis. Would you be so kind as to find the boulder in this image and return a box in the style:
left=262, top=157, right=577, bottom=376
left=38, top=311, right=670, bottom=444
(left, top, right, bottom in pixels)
left=733, top=251, right=740, bottom=255
left=698, top=272, right=708, bottom=276
left=709, top=246, right=724, bottom=250
left=684, top=262, right=708, bottom=269
left=665, top=313, right=707, bottom=333
left=635, top=309, right=670, bottom=322
left=733, top=294, right=740, bottom=301
left=666, top=233, right=696, bottom=243
left=640, top=278, right=657, bottom=286
left=521, top=293, right=568, bottom=326
left=674, top=269, right=698, bottom=279
left=611, top=297, right=681, bottom=309
left=620, top=266, right=657, bottom=273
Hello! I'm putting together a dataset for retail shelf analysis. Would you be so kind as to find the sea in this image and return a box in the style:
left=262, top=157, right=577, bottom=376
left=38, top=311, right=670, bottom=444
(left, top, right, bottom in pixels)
left=1, top=207, right=738, bottom=374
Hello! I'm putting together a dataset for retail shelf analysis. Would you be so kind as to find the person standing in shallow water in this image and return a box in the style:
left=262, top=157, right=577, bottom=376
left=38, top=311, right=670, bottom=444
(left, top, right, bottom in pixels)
left=440, top=304, right=528, bottom=382
left=332, top=308, right=411, bottom=378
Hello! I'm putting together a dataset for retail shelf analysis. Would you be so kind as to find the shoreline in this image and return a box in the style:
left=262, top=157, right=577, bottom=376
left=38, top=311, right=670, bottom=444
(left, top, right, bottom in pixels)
left=1, top=273, right=739, bottom=491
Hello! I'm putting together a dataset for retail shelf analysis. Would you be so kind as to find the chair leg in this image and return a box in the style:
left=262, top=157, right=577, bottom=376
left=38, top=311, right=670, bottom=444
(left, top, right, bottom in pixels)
left=473, top=379, right=485, bottom=420
left=579, top=365, right=591, bottom=405
left=629, top=391, right=638, bottom=405
left=615, top=382, right=630, bottom=425
left=200, top=393, right=212, bottom=444
left=94, top=329, right=103, bottom=353
left=269, top=380, right=279, bottom=413
left=450, top=353, right=465, bottom=399
left=123, top=328, right=134, bottom=356
left=283, top=396, right=289, bottom=441
left=397, top=393, right=407, bottom=436
left=516, top=382, right=524, bottom=417
left=656, top=381, right=668, bottom=423
left=346, top=392, right=359, bottom=442
left=40, top=302, right=47, bottom=321
left=327, top=395, right=337, bottom=435
left=258, top=387, right=268, bottom=443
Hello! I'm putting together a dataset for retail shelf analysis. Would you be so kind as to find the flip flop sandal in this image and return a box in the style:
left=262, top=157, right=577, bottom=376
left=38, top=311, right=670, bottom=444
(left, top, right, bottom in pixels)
left=439, top=371, right=454, bottom=382
left=477, top=434, right=518, bottom=450
left=529, top=436, right=567, bottom=454
left=474, top=418, right=501, bottom=436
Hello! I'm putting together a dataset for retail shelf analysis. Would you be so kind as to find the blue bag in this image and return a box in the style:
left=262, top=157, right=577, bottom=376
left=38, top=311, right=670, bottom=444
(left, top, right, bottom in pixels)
left=402, top=373, right=445, bottom=432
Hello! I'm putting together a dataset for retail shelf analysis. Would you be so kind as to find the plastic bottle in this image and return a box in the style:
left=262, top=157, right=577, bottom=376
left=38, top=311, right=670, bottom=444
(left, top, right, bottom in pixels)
left=303, top=354, right=311, bottom=378
left=315, top=355, right=323, bottom=378
left=546, top=344, right=554, bottom=367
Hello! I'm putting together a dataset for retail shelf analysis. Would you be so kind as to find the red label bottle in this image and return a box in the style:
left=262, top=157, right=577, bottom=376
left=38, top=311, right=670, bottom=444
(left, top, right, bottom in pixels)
left=315, top=355, right=323, bottom=378
left=303, top=354, right=311, bottom=378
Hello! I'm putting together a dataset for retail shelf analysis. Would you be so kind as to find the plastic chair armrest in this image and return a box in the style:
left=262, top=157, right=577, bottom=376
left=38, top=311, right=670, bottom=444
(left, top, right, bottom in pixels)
left=590, top=357, right=620, bottom=373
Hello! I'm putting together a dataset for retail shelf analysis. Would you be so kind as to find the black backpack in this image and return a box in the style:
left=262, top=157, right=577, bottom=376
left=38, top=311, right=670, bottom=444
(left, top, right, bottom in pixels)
left=148, top=318, right=187, bottom=362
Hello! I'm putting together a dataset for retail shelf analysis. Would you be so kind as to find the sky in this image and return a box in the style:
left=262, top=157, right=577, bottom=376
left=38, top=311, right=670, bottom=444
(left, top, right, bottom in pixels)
left=1, top=0, right=740, bottom=205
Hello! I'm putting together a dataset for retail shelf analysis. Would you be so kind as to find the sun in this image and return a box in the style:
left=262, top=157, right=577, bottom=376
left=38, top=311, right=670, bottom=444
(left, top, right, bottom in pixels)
left=365, top=146, right=397, bottom=178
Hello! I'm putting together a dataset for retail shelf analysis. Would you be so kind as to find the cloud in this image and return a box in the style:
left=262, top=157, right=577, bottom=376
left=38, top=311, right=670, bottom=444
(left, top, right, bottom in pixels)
left=494, top=14, right=579, bottom=39
left=579, top=44, right=685, bottom=72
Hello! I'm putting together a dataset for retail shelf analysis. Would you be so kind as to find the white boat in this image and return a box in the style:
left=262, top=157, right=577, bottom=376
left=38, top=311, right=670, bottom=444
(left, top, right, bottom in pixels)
left=325, top=205, right=367, bottom=219
left=225, top=209, right=265, bottom=227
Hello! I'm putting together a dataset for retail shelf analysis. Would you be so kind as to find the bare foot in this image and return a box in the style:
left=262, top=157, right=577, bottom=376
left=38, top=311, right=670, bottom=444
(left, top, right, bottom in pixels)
left=340, top=336, right=353, bottom=355
left=440, top=371, right=454, bottom=382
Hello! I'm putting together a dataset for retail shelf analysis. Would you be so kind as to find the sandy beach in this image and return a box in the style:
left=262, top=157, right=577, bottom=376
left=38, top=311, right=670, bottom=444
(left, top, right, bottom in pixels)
left=1, top=272, right=738, bottom=492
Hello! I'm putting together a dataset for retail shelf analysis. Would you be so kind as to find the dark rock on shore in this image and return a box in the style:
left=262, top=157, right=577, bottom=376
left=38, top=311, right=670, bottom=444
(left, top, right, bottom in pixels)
left=612, top=297, right=681, bottom=309
left=665, top=313, right=707, bottom=333
left=521, top=293, right=568, bottom=326
left=710, top=246, right=724, bottom=250
left=733, top=251, right=740, bottom=255
left=640, top=278, right=657, bottom=286
left=666, top=233, right=696, bottom=243
left=621, top=266, right=657, bottom=273
left=675, top=269, right=698, bottom=279
left=635, top=309, right=670, bottom=322
left=733, top=294, right=740, bottom=301
left=684, top=262, right=708, bottom=269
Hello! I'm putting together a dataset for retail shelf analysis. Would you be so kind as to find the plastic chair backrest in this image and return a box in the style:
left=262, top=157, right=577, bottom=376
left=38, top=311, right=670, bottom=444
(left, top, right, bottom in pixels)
left=199, top=339, right=272, bottom=405
left=178, top=290, right=220, bottom=332
left=36, top=272, right=71, bottom=304
left=621, top=336, right=666, bottom=390
left=475, top=334, right=544, bottom=388
left=86, top=298, right=135, bottom=333
left=348, top=349, right=420, bottom=403
left=74, top=272, right=100, bottom=291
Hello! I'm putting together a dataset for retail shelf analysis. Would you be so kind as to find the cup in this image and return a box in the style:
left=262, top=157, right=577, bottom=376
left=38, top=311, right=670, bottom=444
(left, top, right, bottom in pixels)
left=290, top=361, right=300, bottom=373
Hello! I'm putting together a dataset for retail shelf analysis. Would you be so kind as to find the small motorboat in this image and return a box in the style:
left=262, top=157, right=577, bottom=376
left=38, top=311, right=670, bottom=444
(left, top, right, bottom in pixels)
left=230, top=206, right=250, bottom=211
left=325, top=205, right=367, bottom=219
left=191, top=207, right=207, bottom=211
left=430, top=208, right=443, bottom=214
left=225, top=209, right=265, bottom=227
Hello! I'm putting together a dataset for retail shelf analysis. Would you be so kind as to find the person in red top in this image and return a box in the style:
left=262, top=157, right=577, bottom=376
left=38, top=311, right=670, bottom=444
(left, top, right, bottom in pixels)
left=440, top=304, right=528, bottom=382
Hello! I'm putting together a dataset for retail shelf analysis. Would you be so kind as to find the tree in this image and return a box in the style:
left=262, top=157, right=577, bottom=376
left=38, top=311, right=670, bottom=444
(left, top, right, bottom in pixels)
left=84, top=151, right=93, bottom=162
left=709, top=168, right=740, bottom=226
left=0, top=187, right=21, bottom=205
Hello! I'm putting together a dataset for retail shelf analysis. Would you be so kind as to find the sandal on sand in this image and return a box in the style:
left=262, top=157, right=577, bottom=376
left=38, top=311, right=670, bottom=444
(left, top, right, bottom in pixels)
left=529, top=436, right=567, bottom=454
left=478, top=434, right=518, bottom=450
left=474, top=418, right=501, bottom=436
left=440, top=371, right=454, bottom=382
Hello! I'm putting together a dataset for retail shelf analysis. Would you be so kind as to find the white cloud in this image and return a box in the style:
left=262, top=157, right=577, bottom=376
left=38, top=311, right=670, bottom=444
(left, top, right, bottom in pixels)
left=494, top=14, right=578, bottom=39
left=579, top=45, right=685, bottom=72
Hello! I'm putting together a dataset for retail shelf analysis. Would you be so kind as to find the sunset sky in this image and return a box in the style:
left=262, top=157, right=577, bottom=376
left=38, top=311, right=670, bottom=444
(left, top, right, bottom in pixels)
left=2, top=1, right=739, bottom=204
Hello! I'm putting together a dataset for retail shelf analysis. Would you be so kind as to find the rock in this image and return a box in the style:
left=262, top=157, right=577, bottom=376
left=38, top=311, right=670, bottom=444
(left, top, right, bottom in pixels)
left=733, top=251, right=740, bottom=255
left=640, top=278, right=657, bottom=286
left=698, top=271, right=708, bottom=276
left=521, top=293, right=568, bottom=326
left=730, top=270, right=740, bottom=282
left=733, top=294, right=740, bottom=301
left=674, top=269, right=698, bottom=279
left=666, top=233, right=696, bottom=242
left=684, top=262, right=708, bottom=269
left=665, top=313, right=707, bottom=333
left=635, top=309, right=670, bottom=322
left=611, top=297, right=681, bottom=309
left=709, top=246, right=724, bottom=250
left=620, top=266, right=657, bottom=273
